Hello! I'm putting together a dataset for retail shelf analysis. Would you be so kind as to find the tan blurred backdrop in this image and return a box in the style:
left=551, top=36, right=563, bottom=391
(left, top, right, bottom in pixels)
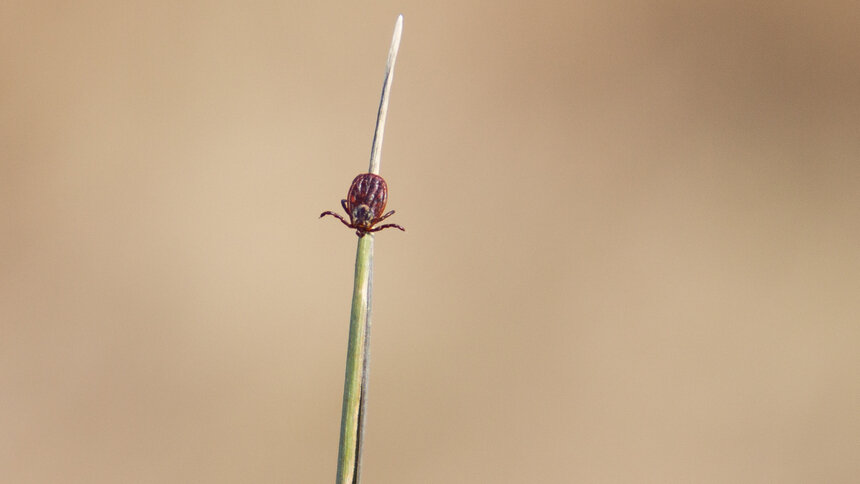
left=2, top=1, right=858, bottom=483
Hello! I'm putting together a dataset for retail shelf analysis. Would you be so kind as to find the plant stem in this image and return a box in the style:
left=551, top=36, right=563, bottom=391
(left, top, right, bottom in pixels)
left=335, top=235, right=373, bottom=484
left=368, top=15, right=403, bottom=176
left=335, top=15, right=403, bottom=484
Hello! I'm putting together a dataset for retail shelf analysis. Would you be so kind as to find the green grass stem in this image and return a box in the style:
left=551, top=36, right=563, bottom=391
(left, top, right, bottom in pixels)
left=334, top=15, right=402, bottom=484
left=335, top=235, right=373, bottom=484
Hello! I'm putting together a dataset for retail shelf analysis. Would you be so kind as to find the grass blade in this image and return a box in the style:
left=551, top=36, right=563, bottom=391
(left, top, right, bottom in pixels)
left=335, top=15, right=403, bottom=484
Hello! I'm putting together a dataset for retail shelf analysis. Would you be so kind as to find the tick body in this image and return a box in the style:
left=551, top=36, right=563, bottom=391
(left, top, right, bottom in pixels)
left=320, top=173, right=405, bottom=237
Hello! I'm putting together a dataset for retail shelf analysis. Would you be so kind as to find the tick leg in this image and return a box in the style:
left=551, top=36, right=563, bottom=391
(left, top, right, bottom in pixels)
left=341, top=199, right=349, bottom=213
left=320, top=211, right=352, bottom=228
left=368, top=223, right=405, bottom=233
left=375, top=210, right=396, bottom=223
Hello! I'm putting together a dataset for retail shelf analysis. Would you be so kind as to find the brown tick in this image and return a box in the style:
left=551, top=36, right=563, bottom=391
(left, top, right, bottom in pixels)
left=320, top=173, right=405, bottom=237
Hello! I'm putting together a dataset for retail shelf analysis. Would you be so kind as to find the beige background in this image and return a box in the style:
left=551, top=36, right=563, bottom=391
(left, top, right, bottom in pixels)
left=2, top=1, right=858, bottom=483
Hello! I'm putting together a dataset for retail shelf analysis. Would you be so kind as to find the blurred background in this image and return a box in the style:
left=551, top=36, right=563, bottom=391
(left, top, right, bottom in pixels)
left=1, top=1, right=858, bottom=482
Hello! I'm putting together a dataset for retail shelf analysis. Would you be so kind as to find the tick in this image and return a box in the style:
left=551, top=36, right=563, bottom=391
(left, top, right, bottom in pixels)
left=320, top=173, right=405, bottom=237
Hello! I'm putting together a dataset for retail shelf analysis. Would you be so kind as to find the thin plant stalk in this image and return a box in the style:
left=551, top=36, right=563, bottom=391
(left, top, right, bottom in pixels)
left=335, top=15, right=403, bottom=484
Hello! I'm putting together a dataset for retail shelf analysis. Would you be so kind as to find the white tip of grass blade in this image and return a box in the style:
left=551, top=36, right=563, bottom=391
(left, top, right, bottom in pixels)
left=368, top=15, right=403, bottom=175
